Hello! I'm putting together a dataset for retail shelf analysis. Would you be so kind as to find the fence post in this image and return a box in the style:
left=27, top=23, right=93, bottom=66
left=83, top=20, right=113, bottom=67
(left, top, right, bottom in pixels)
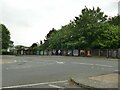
left=107, top=49, right=109, bottom=58
left=118, top=48, right=120, bottom=59
left=98, top=49, right=101, bottom=56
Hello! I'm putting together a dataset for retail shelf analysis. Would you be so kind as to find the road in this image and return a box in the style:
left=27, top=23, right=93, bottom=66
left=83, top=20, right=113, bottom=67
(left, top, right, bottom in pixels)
left=1, top=55, right=118, bottom=89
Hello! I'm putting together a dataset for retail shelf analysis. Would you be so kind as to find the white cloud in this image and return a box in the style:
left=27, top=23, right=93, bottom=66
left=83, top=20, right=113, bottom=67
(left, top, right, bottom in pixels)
left=1, top=0, right=119, bottom=46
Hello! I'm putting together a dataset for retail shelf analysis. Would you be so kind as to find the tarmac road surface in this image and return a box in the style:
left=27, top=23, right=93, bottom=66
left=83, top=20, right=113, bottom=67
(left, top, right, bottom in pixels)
left=1, top=55, right=118, bottom=89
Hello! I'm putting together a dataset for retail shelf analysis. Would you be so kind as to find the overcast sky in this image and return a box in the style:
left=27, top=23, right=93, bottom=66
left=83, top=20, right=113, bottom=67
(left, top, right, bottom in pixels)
left=0, top=0, right=119, bottom=47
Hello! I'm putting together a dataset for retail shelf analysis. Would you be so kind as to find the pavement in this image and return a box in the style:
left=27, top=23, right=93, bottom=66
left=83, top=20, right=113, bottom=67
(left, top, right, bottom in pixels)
left=69, top=57, right=120, bottom=89
left=70, top=72, right=119, bottom=89
left=1, top=55, right=119, bottom=89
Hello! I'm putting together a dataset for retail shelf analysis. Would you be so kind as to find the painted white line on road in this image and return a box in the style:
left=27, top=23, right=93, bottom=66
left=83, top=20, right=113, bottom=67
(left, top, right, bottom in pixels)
left=2, top=80, right=67, bottom=89
left=94, top=64, right=112, bottom=67
left=6, top=63, right=55, bottom=70
left=114, top=70, right=119, bottom=72
left=56, top=62, right=65, bottom=64
left=7, top=62, right=13, bottom=64
left=72, top=62, right=93, bottom=65
left=6, top=66, right=32, bottom=70
left=72, top=62, right=112, bottom=67
left=48, top=84, right=63, bottom=88
left=14, top=60, right=17, bottom=62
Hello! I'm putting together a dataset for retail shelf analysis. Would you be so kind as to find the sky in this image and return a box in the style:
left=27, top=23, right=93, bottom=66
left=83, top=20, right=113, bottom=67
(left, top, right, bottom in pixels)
left=0, top=0, right=119, bottom=47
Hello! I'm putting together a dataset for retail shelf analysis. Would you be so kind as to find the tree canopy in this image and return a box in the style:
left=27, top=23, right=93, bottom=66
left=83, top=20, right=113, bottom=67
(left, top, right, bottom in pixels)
left=0, top=24, right=12, bottom=49
left=40, top=7, right=120, bottom=50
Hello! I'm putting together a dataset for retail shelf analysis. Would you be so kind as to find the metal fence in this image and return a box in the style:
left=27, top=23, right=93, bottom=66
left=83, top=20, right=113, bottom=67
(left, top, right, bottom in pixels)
left=91, top=49, right=118, bottom=58
left=15, top=49, right=120, bottom=58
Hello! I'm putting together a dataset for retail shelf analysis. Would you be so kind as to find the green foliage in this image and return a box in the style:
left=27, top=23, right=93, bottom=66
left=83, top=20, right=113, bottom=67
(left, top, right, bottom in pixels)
left=73, top=7, right=108, bottom=49
left=108, top=15, right=120, bottom=26
left=30, top=43, right=40, bottom=51
left=0, top=24, right=11, bottom=49
left=31, top=43, right=38, bottom=48
left=46, top=28, right=57, bottom=39
left=41, top=7, right=120, bottom=50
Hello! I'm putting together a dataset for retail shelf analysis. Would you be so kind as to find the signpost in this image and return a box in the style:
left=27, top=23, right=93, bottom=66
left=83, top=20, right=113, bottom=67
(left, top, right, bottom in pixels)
left=118, top=49, right=120, bottom=58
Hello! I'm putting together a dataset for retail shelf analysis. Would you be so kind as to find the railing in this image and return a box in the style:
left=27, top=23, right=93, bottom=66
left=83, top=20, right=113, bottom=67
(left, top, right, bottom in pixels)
left=15, top=49, right=120, bottom=59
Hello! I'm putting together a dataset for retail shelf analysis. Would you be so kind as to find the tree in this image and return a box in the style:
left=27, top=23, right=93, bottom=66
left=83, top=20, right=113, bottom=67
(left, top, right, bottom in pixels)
left=31, top=43, right=38, bottom=48
left=92, top=23, right=119, bottom=49
left=41, top=7, right=120, bottom=50
left=40, top=40, right=43, bottom=45
left=41, top=28, right=57, bottom=49
left=46, top=28, right=57, bottom=39
left=0, top=24, right=11, bottom=49
left=106, top=15, right=120, bottom=48
left=108, top=15, right=120, bottom=26
left=73, top=7, right=108, bottom=49
left=15, top=45, right=25, bottom=50
left=46, top=24, right=75, bottom=49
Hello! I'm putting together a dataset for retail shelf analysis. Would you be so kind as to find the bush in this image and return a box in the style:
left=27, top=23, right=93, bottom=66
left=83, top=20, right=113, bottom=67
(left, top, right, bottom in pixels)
left=2, top=51, right=14, bottom=55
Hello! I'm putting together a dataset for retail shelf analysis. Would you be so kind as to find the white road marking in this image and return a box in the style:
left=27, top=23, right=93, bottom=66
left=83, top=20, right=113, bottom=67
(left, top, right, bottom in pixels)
left=2, top=80, right=67, bottom=89
left=56, top=62, right=65, bottom=64
left=72, top=62, right=112, bottom=67
left=94, top=64, right=112, bottom=67
left=6, top=66, right=32, bottom=70
left=6, top=62, right=55, bottom=70
left=7, top=62, right=12, bottom=64
left=72, top=62, right=93, bottom=65
left=14, top=60, right=17, bottom=62
left=64, top=83, right=69, bottom=85
left=114, top=70, right=119, bottom=72
left=48, top=84, right=63, bottom=88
